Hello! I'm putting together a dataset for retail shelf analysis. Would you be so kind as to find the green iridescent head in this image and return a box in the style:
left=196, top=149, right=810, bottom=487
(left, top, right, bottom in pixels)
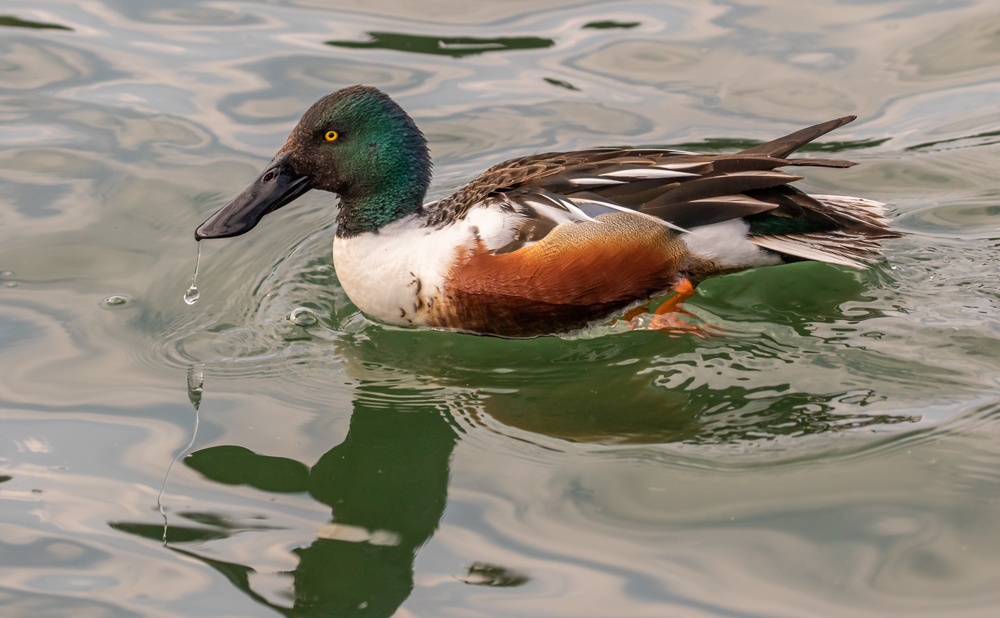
left=195, top=85, right=431, bottom=240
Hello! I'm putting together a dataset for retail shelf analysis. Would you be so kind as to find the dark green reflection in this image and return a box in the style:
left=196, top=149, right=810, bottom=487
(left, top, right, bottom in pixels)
left=477, top=372, right=917, bottom=444
left=291, top=389, right=456, bottom=617
left=326, top=32, right=554, bottom=58
left=459, top=562, right=530, bottom=587
left=112, top=510, right=285, bottom=544
left=544, top=77, right=579, bottom=91
left=583, top=20, right=640, bottom=29
left=185, top=446, right=309, bottom=493
left=115, top=382, right=461, bottom=617
left=0, top=15, right=73, bottom=30
left=905, top=128, right=1000, bottom=151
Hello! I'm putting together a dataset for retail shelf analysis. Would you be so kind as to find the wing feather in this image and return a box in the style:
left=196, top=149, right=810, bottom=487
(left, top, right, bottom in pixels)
left=426, top=115, right=898, bottom=270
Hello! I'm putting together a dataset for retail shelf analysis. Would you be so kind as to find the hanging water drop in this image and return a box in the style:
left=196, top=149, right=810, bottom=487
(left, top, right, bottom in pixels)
left=184, top=243, right=202, bottom=305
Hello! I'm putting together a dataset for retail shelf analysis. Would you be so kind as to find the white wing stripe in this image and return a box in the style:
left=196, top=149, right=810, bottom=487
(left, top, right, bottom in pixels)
left=602, top=168, right=700, bottom=179
left=566, top=177, right=627, bottom=186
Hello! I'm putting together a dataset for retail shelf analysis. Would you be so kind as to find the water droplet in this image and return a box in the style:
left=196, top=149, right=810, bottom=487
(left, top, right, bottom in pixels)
left=187, top=364, right=204, bottom=410
left=184, top=243, right=202, bottom=305
left=289, top=307, right=318, bottom=326
left=101, top=294, right=133, bottom=309
left=0, top=271, right=14, bottom=279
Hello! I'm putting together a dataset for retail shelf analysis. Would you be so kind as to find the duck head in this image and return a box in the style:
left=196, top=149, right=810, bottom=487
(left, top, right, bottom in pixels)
left=196, top=85, right=431, bottom=240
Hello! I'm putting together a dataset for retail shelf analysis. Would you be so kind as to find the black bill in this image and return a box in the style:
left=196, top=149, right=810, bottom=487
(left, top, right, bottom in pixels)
left=195, top=152, right=312, bottom=240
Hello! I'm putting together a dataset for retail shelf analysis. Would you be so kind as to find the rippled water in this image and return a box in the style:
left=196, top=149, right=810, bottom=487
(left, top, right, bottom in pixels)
left=2, top=0, right=1000, bottom=616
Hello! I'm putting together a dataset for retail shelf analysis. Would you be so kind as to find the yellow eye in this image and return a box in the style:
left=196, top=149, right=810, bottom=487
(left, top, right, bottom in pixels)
left=325, top=130, right=338, bottom=142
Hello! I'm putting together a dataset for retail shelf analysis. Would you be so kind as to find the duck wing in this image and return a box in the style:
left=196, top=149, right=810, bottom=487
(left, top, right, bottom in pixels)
left=428, top=115, right=899, bottom=266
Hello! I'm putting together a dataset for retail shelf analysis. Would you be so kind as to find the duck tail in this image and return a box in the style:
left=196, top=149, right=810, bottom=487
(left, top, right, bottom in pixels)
left=738, top=116, right=857, bottom=159
left=749, top=194, right=902, bottom=269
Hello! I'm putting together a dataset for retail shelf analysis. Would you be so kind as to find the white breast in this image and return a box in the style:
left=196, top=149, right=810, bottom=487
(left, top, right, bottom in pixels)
left=332, top=207, right=522, bottom=326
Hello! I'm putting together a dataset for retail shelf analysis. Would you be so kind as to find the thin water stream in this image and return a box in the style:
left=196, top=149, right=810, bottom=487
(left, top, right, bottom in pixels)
left=184, top=242, right=201, bottom=306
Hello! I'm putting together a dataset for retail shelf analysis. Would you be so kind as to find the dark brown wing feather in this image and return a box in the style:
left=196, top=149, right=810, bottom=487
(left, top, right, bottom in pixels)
left=425, top=116, right=899, bottom=266
left=738, top=115, right=856, bottom=158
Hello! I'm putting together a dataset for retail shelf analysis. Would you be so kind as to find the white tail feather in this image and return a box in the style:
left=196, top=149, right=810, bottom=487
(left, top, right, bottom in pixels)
left=750, top=235, right=869, bottom=269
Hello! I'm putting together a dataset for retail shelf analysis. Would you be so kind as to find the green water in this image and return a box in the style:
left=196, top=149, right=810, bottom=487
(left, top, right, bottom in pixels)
left=1, top=0, right=1000, bottom=616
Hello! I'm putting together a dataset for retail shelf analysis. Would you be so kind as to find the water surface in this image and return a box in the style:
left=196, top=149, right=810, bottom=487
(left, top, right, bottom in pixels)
left=2, top=0, right=1000, bottom=616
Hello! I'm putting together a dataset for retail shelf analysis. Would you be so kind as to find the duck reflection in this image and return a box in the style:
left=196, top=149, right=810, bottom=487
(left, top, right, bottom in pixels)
left=112, top=260, right=927, bottom=616
left=115, top=378, right=462, bottom=617
left=288, top=387, right=456, bottom=617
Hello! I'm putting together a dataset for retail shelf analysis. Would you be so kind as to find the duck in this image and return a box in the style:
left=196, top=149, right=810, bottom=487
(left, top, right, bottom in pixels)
left=196, top=85, right=899, bottom=338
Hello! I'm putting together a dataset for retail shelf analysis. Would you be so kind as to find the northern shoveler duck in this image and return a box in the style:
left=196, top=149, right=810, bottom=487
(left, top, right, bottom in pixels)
left=196, top=85, right=899, bottom=337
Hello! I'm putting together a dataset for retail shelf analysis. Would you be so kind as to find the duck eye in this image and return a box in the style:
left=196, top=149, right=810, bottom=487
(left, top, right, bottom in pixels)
left=324, top=130, right=338, bottom=142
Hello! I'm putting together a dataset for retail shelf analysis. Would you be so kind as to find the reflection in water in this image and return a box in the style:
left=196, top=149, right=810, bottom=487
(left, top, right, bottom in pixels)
left=115, top=380, right=466, bottom=617
left=582, top=21, right=641, bottom=30
left=544, top=77, right=580, bottom=91
left=905, top=128, right=1000, bottom=151
left=326, top=32, right=555, bottom=58
left=0, top=15, right=73, bottom=30
left=457, top=562, right=530, bottom=587
left=477, top=381, right=919, bottom=446
left=110, top=318, right=925, bottom=615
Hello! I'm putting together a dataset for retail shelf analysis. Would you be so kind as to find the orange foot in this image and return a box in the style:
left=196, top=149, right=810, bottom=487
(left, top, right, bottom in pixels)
left=625, top=279, right=723, bottom=337
left=622, top=279, right=695, bottom=322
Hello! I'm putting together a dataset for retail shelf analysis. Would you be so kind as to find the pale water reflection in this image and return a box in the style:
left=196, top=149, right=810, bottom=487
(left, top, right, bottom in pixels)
left=1, top=0, right=1000, bottom=616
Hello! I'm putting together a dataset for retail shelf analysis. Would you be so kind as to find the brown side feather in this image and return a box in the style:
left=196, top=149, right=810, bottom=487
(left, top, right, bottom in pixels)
left=431, top=212, right=687, bottom=337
